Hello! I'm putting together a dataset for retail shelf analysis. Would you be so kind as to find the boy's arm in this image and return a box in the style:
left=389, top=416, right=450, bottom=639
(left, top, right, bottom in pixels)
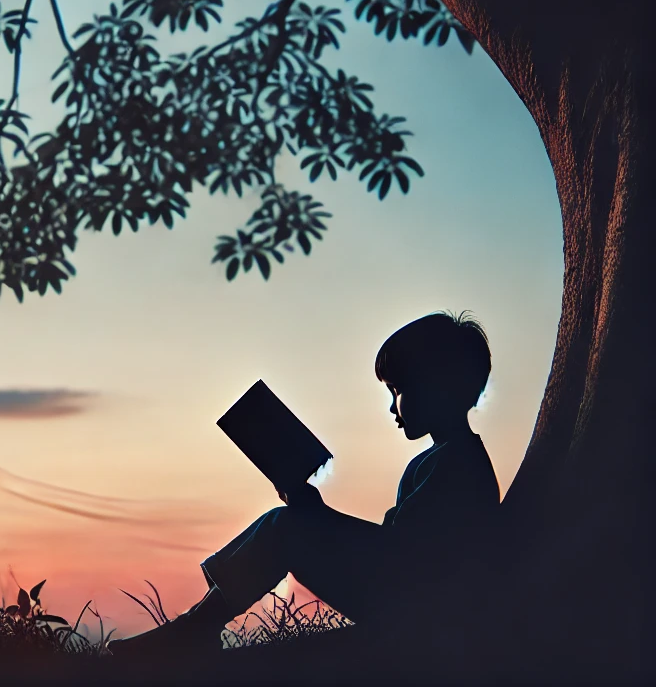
left=382, top=452, right=428, bottom=527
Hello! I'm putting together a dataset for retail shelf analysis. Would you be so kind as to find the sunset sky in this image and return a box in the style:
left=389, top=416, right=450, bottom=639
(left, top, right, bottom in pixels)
left=0, top=0, right=562, bottom=639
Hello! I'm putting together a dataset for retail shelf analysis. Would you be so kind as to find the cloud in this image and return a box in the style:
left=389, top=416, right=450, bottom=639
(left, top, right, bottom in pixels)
left=0, top=388, right=98, bottom=419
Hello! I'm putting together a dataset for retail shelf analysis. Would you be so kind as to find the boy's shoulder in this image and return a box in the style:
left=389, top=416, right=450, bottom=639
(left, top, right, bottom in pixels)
left=428, top=433, right=499, bottom=499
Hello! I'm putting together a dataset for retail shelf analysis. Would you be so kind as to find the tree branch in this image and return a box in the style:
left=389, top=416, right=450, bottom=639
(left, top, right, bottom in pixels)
left=253, top=0, right=295, bottom=113
left=0, top=0, right=34, bottom=172
left=50, top=0, right=74, bottom=55
left=209, top=0, right=295, bottom=57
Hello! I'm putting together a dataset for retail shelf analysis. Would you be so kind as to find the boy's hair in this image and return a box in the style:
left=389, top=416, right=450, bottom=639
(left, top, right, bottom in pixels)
left=374, top=310, right=491, bottom=410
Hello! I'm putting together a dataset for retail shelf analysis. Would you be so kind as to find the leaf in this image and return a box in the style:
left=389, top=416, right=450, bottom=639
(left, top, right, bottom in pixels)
left=10, top=282, right=23, bottom=303
left=386, top=17, right=397, bottom=41
left=399, top=156, right=425, bottom=177
left=367, top=169, right=384, bottom=193
left=112, top=212, right=122, bottom=235
left=358, top=161, right=378, bottom=181
left=309, top=161, right=323, bottom=182
left=300, top=153, right=321, bottom=169
left=423, top=20, right=442, bottom=45
left=71, top=22, right=95, bottom=39
left=354, top=0, right=371, bottom=20
left=195, top=9, right=209, bottom=32
left=378, top=172, right=392, bottom=199
left=3, top=28, right=15, bottom=53
left=161, top=207, right=173, bottom=228
left=30, top=579, right=47, bottom=603
left=255, top=253, right=270, bottom=280
left=394, top=168, right=410, bottom=194
left=243, top=253, right=253, bottom=272
left=226, top=257, right=239, bottom=281
left=51, top=81, right=69, bottom=103
left=120, top=3, right=141, bottom=19
left=5, top=605, right=19, bottom=615
left=437, top=23, right=450, bottom=47
left=36, top=614, right=70, bottom=626
left=455, top=26, right=475, bottom=54
left=297, top=232, right=311, bottom=255
left=18, top=588, right=30, bottom=617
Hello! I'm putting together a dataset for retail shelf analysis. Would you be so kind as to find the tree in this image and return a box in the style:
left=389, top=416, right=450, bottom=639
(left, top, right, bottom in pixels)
left=0, top=0, right=475, bottom=302
left=432, top=1, right=655, bottom=683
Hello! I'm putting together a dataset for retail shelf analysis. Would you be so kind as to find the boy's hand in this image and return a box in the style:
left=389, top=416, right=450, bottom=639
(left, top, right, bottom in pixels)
left=277, top=483, right=324, bottom=509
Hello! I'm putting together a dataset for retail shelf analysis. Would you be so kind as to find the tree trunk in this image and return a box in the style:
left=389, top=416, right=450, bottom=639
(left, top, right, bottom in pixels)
left=439, top=1, right=656, bottom=682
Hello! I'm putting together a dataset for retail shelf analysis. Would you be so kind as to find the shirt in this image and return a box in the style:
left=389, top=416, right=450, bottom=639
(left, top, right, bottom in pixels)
left=381, top=432, right=501, bottom=572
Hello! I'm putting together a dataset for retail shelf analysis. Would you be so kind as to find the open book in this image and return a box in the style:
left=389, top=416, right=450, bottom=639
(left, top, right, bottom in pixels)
left=216, top=379, right=333, bottom=494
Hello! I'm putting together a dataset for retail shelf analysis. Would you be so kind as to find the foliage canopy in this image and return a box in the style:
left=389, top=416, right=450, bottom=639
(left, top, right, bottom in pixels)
left=0, top=0, right=474, bottom=301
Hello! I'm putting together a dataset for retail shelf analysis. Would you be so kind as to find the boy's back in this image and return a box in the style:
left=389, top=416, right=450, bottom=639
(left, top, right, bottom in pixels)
left=383, top=432, right=500, bottom=579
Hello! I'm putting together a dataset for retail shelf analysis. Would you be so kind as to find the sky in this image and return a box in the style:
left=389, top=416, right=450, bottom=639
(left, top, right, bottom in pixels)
left=0, top=0, right=563, bottom=640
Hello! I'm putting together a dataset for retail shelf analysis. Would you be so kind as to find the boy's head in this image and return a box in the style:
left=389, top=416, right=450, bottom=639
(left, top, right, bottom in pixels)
left=375, top=311, right=491, bottom=441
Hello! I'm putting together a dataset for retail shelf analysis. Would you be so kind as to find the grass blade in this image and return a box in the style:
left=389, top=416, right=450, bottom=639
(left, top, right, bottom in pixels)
left=119, top=589, right=162, bottom=627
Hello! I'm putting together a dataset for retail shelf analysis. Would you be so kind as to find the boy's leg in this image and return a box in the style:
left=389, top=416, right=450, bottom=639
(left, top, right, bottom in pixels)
left=107, top=511, right=281, bottom=660
left=201, top=504, right=392, bottom=624
left=110, top=504, right=392, bottom=660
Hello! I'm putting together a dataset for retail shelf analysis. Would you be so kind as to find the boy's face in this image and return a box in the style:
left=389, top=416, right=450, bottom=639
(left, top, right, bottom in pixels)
left=383, top=370, right=464, bottom=442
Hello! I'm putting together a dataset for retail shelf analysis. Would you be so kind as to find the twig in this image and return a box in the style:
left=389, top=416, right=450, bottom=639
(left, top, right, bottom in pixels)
left=0, top=0, right=34, bottom=167
left=49, top=0, right=74, bottom=55
left=252, top=0, right=295, bottom=115
left=208, top=0, right=295, bottom=57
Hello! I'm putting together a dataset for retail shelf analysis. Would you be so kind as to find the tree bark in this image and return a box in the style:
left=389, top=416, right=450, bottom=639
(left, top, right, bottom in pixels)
left=438, top=1, right=656, bottom=681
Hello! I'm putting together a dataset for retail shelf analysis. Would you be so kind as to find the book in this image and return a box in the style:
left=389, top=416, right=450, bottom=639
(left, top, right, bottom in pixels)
left=216, top=379, right=333, bottom=494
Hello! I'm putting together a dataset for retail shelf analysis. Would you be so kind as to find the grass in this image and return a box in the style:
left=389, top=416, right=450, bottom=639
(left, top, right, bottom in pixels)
left=1, top=577, right=355, bottom=684
left=221, top=590, right=353, bottom=649
left=0, top=578, right=113, bottom=659
left=0, top=577, right=463, bottom=686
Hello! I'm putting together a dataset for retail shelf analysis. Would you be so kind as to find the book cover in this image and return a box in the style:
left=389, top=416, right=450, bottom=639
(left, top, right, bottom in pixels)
left=216, top=379, right=333, bottom=494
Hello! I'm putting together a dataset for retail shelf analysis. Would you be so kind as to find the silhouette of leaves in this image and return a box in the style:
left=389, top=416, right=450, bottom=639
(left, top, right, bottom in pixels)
left=0, top=4, right=37, bottom=54
left=212, top=185, right=331, bottom=280
left=17, top=588, right=30, bottom=618
left=347, top=0, right=474, bottom=50
left=120, top=0, right=224, bottom=33
left=0, top=0, right=474, bottom=299
left=29, top=579, right=47, bottom=605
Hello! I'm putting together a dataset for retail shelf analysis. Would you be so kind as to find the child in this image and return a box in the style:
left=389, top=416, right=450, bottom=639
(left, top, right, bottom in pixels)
left=108, top=310, right=500, bottom=659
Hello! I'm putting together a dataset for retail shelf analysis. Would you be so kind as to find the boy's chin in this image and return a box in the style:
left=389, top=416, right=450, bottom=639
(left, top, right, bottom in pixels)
left=402, top=426, right=426, bottom=441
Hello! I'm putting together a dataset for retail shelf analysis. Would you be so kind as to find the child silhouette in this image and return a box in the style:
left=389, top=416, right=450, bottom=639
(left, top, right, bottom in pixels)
left=108, top=310, right=500, bottom=659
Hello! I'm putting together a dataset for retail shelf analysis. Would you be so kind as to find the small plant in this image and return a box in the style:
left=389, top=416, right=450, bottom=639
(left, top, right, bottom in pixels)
left=0, top=578, right=112, bottom=657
